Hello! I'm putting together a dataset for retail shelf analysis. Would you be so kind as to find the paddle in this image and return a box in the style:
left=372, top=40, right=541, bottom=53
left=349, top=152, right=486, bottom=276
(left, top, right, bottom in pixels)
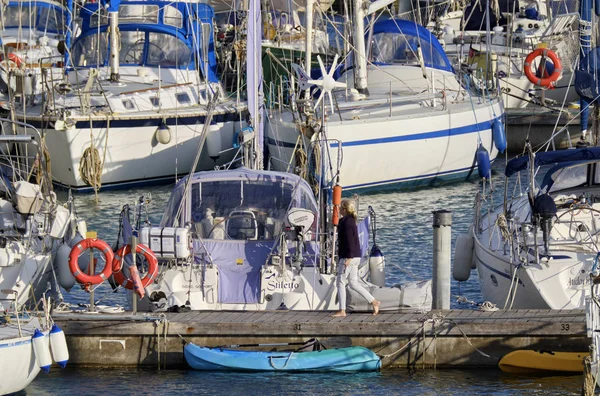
left=217, top=336, right=353, bottom=350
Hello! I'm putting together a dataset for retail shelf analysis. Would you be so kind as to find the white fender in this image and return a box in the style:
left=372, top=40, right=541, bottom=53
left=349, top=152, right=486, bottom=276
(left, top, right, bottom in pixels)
left=368, top=245, right=386, bottom=287
left=206, top=130, right=222, bottom=160
left=32, top=329, right=52, bottom=373
left=55, top=243, right=75, bottom=291
left=453, top=233, right=474, bottom=282
left=49, top=324, right=69, bottom=368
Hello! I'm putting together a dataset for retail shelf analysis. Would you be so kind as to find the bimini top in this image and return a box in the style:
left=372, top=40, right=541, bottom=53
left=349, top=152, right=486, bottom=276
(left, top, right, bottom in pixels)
left=71, top=0, right=217, bottom=80
left=161, top=167, right=319, bottom=236
left=369, top=19, right=453, bottom=73
left=505, top=147, right=600, bottom=177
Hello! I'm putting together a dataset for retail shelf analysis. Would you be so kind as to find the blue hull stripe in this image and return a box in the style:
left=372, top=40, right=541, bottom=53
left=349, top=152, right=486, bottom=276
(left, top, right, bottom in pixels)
left=23, top=111, right=247, bottom=130
left=477, top=257, right=525, bottom=286
left=0, top=339, right=31, bottom=348
left=268, top=117, right=499, bottom=149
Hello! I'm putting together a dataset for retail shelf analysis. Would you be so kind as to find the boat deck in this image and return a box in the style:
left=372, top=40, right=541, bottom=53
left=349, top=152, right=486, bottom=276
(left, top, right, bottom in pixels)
left=53, top=308, right=587, bottom=369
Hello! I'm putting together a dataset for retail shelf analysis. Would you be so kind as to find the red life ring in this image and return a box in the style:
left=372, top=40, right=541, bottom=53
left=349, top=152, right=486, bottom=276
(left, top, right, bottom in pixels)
left=7, top=53, right=23, bottom=68
left=69, top=238, right=114, bottom=286
left=524, top=48, right=562, bottom=88
left=112, top=244, right=159, bottom=291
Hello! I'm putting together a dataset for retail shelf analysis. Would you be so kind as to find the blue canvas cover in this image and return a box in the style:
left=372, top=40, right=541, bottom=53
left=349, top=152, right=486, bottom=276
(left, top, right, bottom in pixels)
left=369, top=19, right=453, bottom=72
left=72, top=1, right=218, bottom=80
left=575, top=47, right=600, bottom=101
left=505, top=147, right=600, bottom=177
left=357, top=216, right=370, bottom=257
left=165, top=168, right=321, bottom=304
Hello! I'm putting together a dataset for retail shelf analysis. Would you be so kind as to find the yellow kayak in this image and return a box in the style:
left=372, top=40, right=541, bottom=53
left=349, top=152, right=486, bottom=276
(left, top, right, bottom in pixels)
left=498, top=350, right=588, bottom=374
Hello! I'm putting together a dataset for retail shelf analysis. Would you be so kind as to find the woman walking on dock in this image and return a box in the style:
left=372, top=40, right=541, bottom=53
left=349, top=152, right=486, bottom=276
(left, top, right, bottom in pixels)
left=333, top=199, right=380, bottom=317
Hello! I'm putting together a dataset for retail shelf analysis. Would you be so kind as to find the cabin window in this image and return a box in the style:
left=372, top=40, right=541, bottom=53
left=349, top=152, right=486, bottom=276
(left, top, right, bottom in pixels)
left=89, top=8, right=108, bottom=27
left=176, top=93, right=191, bottom=104
left=548, top=165, right=588, bottom=193
left=3, top=5, right=35, bottom=28
left=371, top=32, right=450, bottom=70
left=164, top=6, right=183, bottom=28
left=146, top=33, right=191, bottom=67
left=72, top=33, right=108, bottom=67
left=122, top=99, right=135, bottom=110
left=119, top=5, right=158, bottom=24
left=120, top=31, right=146, bottom=65
left=150, top=96, right=160, bottom=107
left=38, top=7, right=65, bottom=33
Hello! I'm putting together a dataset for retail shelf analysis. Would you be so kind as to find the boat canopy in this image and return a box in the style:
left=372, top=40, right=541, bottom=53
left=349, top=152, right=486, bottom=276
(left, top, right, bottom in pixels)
left=540, top=159, right=600, bottom=193
left=161, top=167, right=319, bottom=238
left=72, top=1, right=218, bottom=80
left=369, top=19, right=453, bottom=73
left=2, top=0, right=66, bottom=34
left=505, top=147, right=600, bottom=177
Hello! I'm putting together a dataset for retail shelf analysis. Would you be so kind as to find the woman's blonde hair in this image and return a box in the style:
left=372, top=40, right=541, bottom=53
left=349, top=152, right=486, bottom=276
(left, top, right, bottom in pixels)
left=340, top=199, right=357, bottom=219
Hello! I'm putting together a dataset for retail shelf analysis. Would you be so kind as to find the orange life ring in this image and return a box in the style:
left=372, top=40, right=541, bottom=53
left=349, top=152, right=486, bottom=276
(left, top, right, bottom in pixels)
left=69, top=238, right=114, bottom=286
left=112, top=244, right=159, bottom=291
left=524, top=48, right=562, bottom=88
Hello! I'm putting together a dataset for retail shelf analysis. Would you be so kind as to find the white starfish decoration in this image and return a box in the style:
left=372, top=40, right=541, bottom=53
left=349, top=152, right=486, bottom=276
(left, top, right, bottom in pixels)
left=291, top=54, right=346, bottom=114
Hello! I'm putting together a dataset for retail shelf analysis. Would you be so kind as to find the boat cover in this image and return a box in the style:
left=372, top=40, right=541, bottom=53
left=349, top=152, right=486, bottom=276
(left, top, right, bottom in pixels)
left=505, top=147, right=600, bottom=177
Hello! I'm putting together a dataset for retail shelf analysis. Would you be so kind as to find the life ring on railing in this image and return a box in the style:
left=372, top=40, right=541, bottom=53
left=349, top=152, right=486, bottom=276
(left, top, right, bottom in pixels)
left=524, top=48, right=562, bottom=88
left=112, top=244, right=159, bottom=289
left=68, top=238, right=114, bottom=286
left=7, top=53, right=23, bottom=68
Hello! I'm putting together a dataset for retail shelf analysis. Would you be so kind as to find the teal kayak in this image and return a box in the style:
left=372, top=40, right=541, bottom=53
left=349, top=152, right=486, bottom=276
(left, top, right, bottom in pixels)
left=184, top=343, right=381, bottom=372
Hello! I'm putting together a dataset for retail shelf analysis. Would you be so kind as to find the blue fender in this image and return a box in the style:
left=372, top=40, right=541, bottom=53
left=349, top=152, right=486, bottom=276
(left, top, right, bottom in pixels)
left=476, top=145, right=491, bottom=179
left=492, top=119, right=507, bottom=154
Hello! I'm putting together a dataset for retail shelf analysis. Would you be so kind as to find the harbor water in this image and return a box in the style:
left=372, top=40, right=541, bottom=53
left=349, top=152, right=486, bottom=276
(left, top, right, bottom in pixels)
left=32, top=160, right=586, bottom=395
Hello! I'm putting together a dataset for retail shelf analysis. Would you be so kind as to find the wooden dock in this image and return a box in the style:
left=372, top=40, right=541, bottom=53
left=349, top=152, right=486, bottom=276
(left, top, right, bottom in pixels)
left=53, top=309, right=588, bottom=369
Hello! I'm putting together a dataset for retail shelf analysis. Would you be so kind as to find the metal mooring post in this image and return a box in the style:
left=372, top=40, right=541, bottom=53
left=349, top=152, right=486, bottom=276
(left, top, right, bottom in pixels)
left=432, top=210, right=452, bottom=309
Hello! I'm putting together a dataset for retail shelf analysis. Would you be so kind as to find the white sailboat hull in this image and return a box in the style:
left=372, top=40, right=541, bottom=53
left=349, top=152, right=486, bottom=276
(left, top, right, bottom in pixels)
left=267, top=76, right=503, bottom=190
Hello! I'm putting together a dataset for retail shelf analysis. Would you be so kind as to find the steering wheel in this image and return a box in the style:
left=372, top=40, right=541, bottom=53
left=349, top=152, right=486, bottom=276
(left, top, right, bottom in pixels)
left=555, top=206, right=600, bottom=243
left=124, top=41, right=166, bottom=64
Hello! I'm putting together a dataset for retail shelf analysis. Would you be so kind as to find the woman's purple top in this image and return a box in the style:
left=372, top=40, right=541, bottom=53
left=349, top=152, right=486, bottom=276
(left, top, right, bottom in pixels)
left=338, top=215, right=361, bottom=259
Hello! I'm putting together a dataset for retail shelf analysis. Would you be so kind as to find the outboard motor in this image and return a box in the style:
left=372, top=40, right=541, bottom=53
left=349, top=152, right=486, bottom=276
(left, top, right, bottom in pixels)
left=532, top=193, right=557, bottom=254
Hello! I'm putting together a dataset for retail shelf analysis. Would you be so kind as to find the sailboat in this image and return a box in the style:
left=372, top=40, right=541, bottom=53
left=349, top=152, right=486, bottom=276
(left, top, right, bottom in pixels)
left=62, top=0, right=432, bottom=313
left=266, top=5, right=505, bottom=191
left=0, top=0, right=68, bottom=97
left=4, top=0, right=248, bottom=192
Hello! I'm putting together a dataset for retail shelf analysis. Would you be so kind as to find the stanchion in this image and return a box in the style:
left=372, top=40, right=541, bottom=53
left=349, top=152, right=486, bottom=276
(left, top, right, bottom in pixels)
left=86, top=231, right=97, bottom=312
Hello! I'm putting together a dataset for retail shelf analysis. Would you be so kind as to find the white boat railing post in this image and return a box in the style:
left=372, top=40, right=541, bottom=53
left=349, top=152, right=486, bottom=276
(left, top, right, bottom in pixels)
left=432, top=210, right=452, bottom=310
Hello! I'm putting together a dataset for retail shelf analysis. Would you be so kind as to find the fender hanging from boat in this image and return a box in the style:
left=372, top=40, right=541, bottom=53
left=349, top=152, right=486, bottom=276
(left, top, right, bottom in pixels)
left=332, top=184, right=342, bottom=226
left=49, top=324, right=69, bottom=369
left=476, top=145, right=491, bottom=179
left=54, top=242, right=76, bottom=291
left=453, top=233, right=474, bottom=281
left=492, top=119, right=506, bottom=154
left=32, top=329, right=52, bottom=373
left=368, top=244, right=386, bottom=287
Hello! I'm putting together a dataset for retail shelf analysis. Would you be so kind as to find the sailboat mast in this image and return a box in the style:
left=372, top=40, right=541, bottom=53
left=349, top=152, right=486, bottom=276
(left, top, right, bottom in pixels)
left=108, top=0, right=121, bottom=82
left=247, top=0, right=264, bottom=169
left=580, top=0, right=592, bottom=143
left=304, top=0, right=313, bottom=74
left=352, top=0, right=368, bottom=94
